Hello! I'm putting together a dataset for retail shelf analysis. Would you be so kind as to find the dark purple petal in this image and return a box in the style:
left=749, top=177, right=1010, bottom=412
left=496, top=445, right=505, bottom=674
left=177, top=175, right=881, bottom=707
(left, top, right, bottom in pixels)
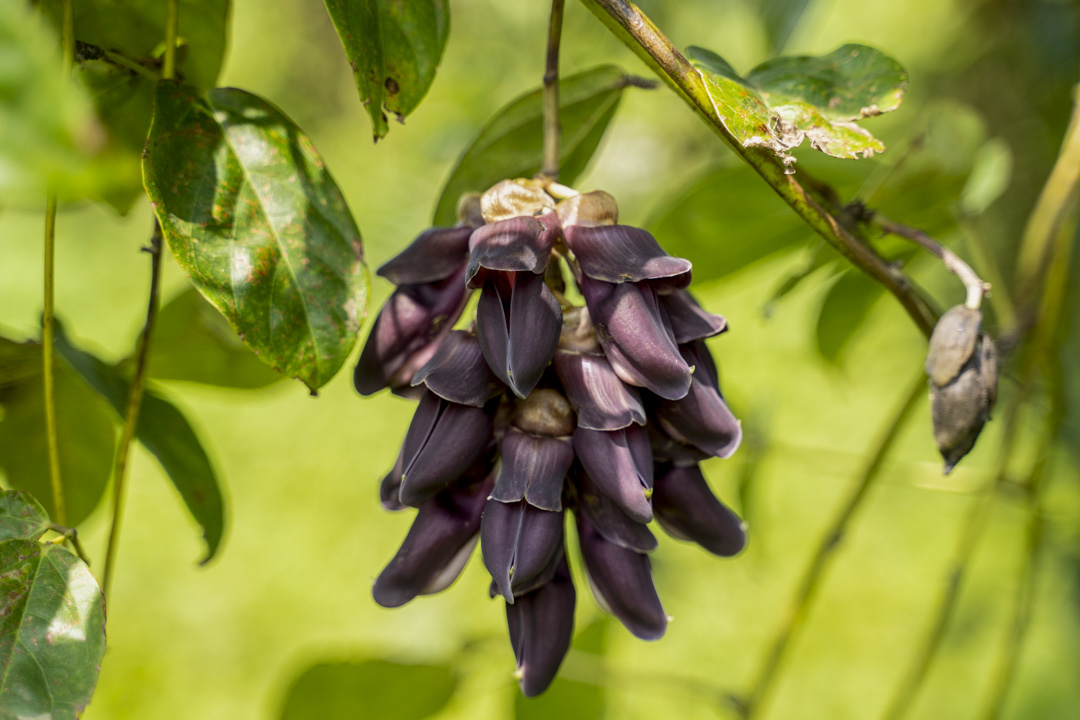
left=491, top=428, right=573, bottom=511
left=506, top=557, right=576, bottom=697
left=481, top=499, right=565, bottom=602
left=398, top=392, right=496, bottom=506
left=577, top=468, right=657, bottom=553
left=411, top=330, right=505, bottom=407
left=646, top=420, right=711, bottom=467
left=576, top=513, right=666, bottom=641
left=466, top=214, right=561, bottom=288
left=660, top=291, right=727, bottom=344
left=354, top=266, right=471, bottom=396
left=564, top=224, right=691, bottom=292
left=652, top=342, right=741, bottom=459
left=377, top=226, right=474, bottom=285
left=476, top=272, right=562, bottom=398
left=380, top=449, right=406, bottom=511
left=581, top=276, right=691, bottom=401
left=653, top=464, right=746, bottom=557
left=553, top=350, right=645, bottom=430
left=372, top=476, right=493, bottom=608
left=572, top=425, right=654, bottom=523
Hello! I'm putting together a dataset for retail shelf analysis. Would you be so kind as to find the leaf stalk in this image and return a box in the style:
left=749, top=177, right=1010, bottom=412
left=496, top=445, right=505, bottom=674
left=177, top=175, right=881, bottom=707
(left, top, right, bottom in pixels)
left=541, top=0, right=567, bottom=180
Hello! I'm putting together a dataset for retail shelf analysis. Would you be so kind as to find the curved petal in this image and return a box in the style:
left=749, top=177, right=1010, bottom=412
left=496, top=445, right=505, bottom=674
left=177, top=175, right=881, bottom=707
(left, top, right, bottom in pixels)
left=645, top=419, right=711, bottom=467
left=411, top=330, right=505, bottom=407
left=481, top=499, right=565, bottom=602
left=661, top=291, right=727, bottom=344
left=476, top=272, right=562, bottom=399
left=572, top=425, right=654, bottom=523
left=354, top=267, right=470, bottom=396
left=466, top=214, right=561, bottom=288
left=379, top=449, right=406, bottom=511
left=377, top=226, right=474, bottom=285
left=653, top=342, right=742, bottom=459
left=553, top=350, right=645, bottom=430
left=372, top=476, right=493, bottom=608
left=506, top=557, right=576, bottom=697
left=564, top=224, right=691, bottom=291
left=491, top=428, right=573, bottom=511
left=577, top=468, right=657, bottom=553
left=653, top=464, right=746, bottom=557
left=581, top=276, right=691, bottom=401
left=576, top=513, right=666, bottom=641
left=398, top=393, right=496, bottom=506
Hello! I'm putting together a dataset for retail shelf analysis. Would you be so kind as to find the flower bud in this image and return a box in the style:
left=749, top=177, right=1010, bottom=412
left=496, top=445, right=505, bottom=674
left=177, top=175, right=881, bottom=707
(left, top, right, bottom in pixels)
left=482, top=499, right=565, bottom=602
left=572, top=424, right=654, bottom=523
left=410, top=330, right=504, bottom=407
left=480, top=180, right=556, bottom=223
left=556, top=190, right=619, bottom=227
left=506, top=558, right=576, bottom=697
left=653, top=464, right=746, bottom=557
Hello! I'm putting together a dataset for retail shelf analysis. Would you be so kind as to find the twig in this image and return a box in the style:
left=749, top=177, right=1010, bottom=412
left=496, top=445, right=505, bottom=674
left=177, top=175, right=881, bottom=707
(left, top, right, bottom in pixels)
left=75, top=40, right=163, bottom=83
left=578, top=0, right=938, bottom=338
left=871, top=214, right=990, bottom=309
left=742, top=373, right=926, bottom=719
left=49, top=523, right=91, bottom=566
left=541, top=0, right=566, bottom=179
left=164, top=0, right=179, bottom=81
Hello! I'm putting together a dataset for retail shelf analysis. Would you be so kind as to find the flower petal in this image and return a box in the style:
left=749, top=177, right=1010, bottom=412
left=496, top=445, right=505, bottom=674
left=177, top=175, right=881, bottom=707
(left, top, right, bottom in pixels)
left=466, top=214, right=561, bottom=288
left=506, top=557, right=576, bottom=697
left=581, top=276, right=691, bottom=401
left=354, top=267, right=470, bottom=396
left=564, top=224, right=691, bottom=291
left=491, top=428, right=573, bottom=511
left=481, top=499, right=565, bottom=602
left=577, top=513, right=666, bottom=641
left=660, top=291, right=727, bottom=344
left=577, top=467, right=657, bottom=553
left=411, top=330, right=505, bottom=407
left=372, top=476, right=493, bottom=608
left=398, top=392, right=496, bottom=506
left=553, top=350, right=645, bottom=430
left=652, top=341, right=742, bottom=459
left=379, top=449, right=407, bottom=511
left=377, top=226, right=474, bottom=285
left=572, top=425, right=654, bottom=523
left=653, top=464, right=746, bottom=557
left=646, top=420, right=711, bottom=467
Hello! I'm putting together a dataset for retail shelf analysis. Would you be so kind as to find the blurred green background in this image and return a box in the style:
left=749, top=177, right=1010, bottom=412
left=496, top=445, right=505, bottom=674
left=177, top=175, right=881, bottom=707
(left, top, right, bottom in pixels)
left=2, top=0, right=1080, bottom=718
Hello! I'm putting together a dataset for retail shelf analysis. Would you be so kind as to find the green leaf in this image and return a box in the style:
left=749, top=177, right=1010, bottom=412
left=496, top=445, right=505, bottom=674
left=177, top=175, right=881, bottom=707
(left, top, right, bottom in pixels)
left=647, top=164, right=811, bottom=283
left=54, top=329, right=225, bottom=563
left=279, top=660, right=457, bottom=720
left=0, top=491, right=50, bottom=542
left=0, top=339, right=115, bottom=527
left=144, top=82, right=370, bottom=392
left=815, top=268, right=886, bottom=364
left=687, top=44, right=907, bottom=164
left=433, top=66, right=632, bottom=226
left=0, top=539, right=105, bottom=719
left=759, top=0, right=812, bottom=54
left=323, top=0, right=449, bottom=140
left=144, top=287, right=284, bottom=389
left=960, top=138, right=1013, bottom=216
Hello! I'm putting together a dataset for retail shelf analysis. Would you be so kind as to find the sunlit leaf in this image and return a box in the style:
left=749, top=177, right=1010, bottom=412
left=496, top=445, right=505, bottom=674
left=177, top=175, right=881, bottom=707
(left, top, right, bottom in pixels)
left=279, top=659, right=457, bottom=720
left=0, top=338, right=115, bottom=526
left=144, top=82, right=370, bottom=392
left=0, top=491, right=50, bottom=542
left=323, top=0, right=449, bottom=140
left=647, top=164, right=810, bottom=283
left=687, top=44, right=907, bottom=164
left=960, top=138, right=1013, bottom=216
left=0, top=539, right=105, bottom=718
left=54, top=329, right=225, bottom=563
left=433, top=66, right=633, bottom=226
left=143, top=287, right=284, bottom=389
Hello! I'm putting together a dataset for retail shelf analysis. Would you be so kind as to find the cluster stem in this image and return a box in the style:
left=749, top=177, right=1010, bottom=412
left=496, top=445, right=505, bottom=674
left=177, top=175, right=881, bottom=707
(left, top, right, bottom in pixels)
left=541, top=0, right=567, bottom=180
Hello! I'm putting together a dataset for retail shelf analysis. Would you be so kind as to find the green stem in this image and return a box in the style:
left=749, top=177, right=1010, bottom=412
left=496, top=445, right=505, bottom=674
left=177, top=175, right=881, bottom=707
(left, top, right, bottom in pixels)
left=579, top=0, right=938, bottom=338
left=164, top=0, right=179, bottom=81
left=541, top=0, right=566, bottom=179
left=43, top=190, right=66, bottom=528
left=743, top=373, right=926, bottom=719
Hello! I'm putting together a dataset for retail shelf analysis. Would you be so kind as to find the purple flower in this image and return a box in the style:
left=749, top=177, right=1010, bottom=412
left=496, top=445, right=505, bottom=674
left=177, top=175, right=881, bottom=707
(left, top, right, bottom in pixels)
left=490, top=389, right=575, bottom=512
left=410, top=330, right=504, bottom=407
left=653, top=463, right=746, bottom=557
left=572, top=424, right=654, bottom=523
left=506, top=557, right=576, bottom=697
left=481, top=499, right=565, bottom=602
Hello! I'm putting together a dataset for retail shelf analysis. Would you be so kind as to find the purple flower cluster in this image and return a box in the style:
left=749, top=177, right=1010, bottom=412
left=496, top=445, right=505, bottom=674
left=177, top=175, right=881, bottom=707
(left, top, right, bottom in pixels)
left=356, top=180, right=745, bottom=696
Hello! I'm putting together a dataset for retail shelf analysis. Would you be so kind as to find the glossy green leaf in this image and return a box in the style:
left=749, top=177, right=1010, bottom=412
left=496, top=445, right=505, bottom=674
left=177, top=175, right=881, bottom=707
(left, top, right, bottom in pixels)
left=0, top=539, right=105, bottom=719
left=0, top=491, right=50, bottom=542
left=433, top=66, right=632, bottom=226
left=54, top=330, right=224, bottom=563
left=0, top=339, right=115, bottom=526
left=323, top=0, right=449, bottom=140
left=144, top=82, right=369, bottom=392
left=687, top=44, right=907, bottom=164
left=144, top=287, right=284, bottom=389
left=279, top=659, right=457, bottom=720
left=647, top=164, right=811, bottom=283
left=815, top=268, right=886, bottom=364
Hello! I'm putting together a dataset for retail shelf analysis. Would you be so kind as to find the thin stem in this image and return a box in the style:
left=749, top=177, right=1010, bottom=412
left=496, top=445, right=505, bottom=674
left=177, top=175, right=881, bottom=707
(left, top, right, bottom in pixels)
left=75, top=41, right=163, bottom=83
left=872, top=214, right=990, bottom=309
left=102, top=223, right=164, bottom=601
left=49, top=523, right=91, bottom=566
left=42, top=191, right=66, bottom=528
left=164, top=0, right=179, bottom=81
left=743, top=372, right=926, bottom=719
left=60, top=0, right=74, bottom=77
left=541, top=0, right=566, bottom=179
left=579, top=0, right=938, bottom=338
left=957, top=218, right=1018, bottom=329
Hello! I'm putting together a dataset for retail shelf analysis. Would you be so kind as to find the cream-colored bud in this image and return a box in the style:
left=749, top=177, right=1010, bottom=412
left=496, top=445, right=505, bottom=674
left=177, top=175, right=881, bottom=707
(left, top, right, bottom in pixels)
left=512, top=388, right=575, bottom=437
left=556, top=190, right=619, bottom=227
left=481, top=180, right=556, bottom=223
